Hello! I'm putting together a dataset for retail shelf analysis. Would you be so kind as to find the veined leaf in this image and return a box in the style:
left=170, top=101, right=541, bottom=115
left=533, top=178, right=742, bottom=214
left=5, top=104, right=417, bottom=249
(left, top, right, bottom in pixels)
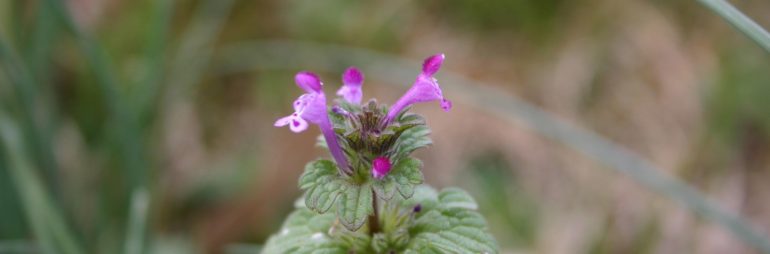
left=336, top=182, right=373, bottom=231
left=400, top=185, right=439, bottom=211
left=394, top=126, right=432, bottom=159
left=373, top=157, right=424, bottom=201
left=404, top=187, right=499, bottom=254
left=438, top=187, right=478, bottom=210
left=262, top=209, right=341, bottom=254
left=299, top=160, right=345, bottom=213
left=372, top=176, right=397, bottom=200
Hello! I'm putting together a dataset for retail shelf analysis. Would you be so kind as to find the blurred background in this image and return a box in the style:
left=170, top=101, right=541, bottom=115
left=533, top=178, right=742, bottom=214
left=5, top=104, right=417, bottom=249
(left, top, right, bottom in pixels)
left=1, top=0, right=770, bottom=253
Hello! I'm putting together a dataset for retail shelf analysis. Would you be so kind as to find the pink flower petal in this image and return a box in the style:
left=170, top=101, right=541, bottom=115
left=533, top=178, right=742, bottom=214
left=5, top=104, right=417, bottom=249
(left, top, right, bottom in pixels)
left=422, top=53, right=445, bottom=76
left=342, top=67, right=363, bottom=86
left=440, top=98, right=452, bottom=111
left=295, top=71, right=323, bottom=93
left=274, top=115, right=293, bottom=127
left=371, top=157, right=392, bottom=180
left=336, top=85, right=362, bottom=104
left=288, top=117, right=308, bottom=133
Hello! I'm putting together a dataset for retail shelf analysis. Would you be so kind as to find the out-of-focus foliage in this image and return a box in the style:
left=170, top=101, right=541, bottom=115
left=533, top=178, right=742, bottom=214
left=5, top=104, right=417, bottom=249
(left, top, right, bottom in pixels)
left=1, top=0, right=770, bottom=253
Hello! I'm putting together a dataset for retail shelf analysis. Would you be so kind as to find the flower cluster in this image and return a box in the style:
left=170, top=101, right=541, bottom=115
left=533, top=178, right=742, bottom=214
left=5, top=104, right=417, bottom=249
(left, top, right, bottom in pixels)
left=265, top=54, right=499, bottom=253
left=275, top=54, right=451, bottom=179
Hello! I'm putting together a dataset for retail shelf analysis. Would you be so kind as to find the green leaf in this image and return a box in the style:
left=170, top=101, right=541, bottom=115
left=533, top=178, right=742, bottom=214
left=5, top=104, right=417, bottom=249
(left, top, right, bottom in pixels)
left=333, top=230, right=371, bottom=252
left=371, top=233, right=389, bottom=253
left=398, top=113, right=426, bottom=126
left=399, top=185, right=439, bottom=211
left=371, top=229, right=410, bottom=253
left=294, top=242, right=348, bottom=254
left=299, top=160, right=345, bottom=213
left=394, top=126, right=432, bottom=159
left=394, top=158, right=424, bottom=199
left=262, top=209, right=341, bottom=254
left=336, top=182, right=373, bottom=231
left=404, top=187, right=499, bottom=254
left=373, top=157, right=423, bottom=200
left=438, top=187, right=478, bottom=210
left=410, top=228, right=497, bottom=254
left=372, top=177, right=397, bottom=200
left=412, top=210, right=450, bottom=232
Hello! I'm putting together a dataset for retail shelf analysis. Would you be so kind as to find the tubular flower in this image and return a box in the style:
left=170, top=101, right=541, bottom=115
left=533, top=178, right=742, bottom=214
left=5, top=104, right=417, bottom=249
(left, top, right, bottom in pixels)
left=275, top=72, right=350, bottom=173
left=371, top=157, right=392, bottom=180
left=336, top=67, right=364, bottom=104
left=385, top=54, right=452, bottom=123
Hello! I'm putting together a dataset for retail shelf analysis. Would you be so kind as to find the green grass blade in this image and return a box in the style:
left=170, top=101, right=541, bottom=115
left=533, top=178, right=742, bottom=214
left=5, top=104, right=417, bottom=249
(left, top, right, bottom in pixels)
left=26, top=0, right=62, bottom=203
left=697, top=0, right=770, bottom=54
left=134, top=0, right=174, bottom=118
left=0, top=117, right=84, bottom=254
left=0, top=31, right=60, bottom=201
left=212, top=40, right=770, bottom=253
left=167, top=0, right=236, bottom=95
left=41, top=0, right=150, bottom=189
left=124, top=188, right=150, bottom=254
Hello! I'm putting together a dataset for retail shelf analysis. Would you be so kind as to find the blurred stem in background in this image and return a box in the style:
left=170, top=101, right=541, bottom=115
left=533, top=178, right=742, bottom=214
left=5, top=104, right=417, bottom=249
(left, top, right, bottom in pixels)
left=0, top=117, right=83, bottom=254
left=1, top=0, right=241, bottom=251
left=696, top=0, right=770, bottom=54
left=2, top=1, right=61, bottom=205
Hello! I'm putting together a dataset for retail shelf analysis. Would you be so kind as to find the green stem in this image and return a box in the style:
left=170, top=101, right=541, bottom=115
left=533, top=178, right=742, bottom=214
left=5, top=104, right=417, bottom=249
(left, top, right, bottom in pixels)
left=368, top=189, right=381, bottom=235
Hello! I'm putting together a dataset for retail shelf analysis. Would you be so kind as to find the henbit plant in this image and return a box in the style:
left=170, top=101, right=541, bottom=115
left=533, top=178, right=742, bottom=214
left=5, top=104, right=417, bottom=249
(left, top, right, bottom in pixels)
left=263, top=54, right=498, bottom=253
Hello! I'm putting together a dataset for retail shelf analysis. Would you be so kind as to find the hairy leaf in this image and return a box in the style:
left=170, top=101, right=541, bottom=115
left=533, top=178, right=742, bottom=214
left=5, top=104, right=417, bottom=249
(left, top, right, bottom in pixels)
left=333, top=230, right=371, bottom=252
left=404, top=187, right=499, bottom=254
left=373, top=157, right=423, bottom=201
left=393, top=126, right=432, bottom=159
left=262, top=209, right=341, bottom=254
left=438, top=187, right=478, bottom=210
left=299, top=160, right=345, bottom=213
left=336, top=182, right=373, bottom=231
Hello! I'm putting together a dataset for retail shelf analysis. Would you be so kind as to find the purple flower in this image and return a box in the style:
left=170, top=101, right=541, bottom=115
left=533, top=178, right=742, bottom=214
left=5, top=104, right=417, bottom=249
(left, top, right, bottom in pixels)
left=413, top=204, right=422, bottom=213
left=371, top=157, right=392, bottom=180
left=385, top=54, right=452, bottom=123
left=274, top=72, right=327, bottom=132
left=336, top=67, right=364, bottom=104
left=275, top=72, right=351, bottom=173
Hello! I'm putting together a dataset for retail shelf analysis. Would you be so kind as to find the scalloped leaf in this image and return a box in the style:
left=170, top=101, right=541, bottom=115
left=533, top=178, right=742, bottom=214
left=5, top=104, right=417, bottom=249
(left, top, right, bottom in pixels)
left=399, top=185, right=439, bottom=211
left=262, top=209, right=341, bottom=254
left=408, top=228, right=497, bottom=254
left=404, top=187, right=499, bottom=254
left=438, top=187, right=478, bottom=210
left=299, top=160, right=345, bottom=213
left=394, top=126, right=432, bottom=159
left=393, top=158, right=424, bottom=199
left=336, top=182, right=373, bottom=231
left=372, top=176, right=397, bottom=200
left=373, top=157, right=423, bottom=201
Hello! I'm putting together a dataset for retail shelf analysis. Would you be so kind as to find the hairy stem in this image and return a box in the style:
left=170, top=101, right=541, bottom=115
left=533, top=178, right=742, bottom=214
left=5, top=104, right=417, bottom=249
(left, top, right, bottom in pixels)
left=368, top=189, right=381, bottom=235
